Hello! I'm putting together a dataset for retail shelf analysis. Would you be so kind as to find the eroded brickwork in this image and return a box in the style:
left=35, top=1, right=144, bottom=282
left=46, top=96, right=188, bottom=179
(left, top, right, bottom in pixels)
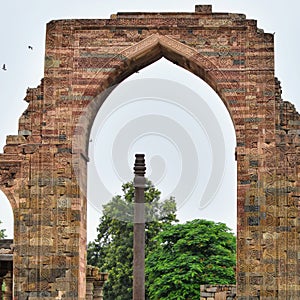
left=200, top=285, right=236, bottom=299
left=0, top=4, right=299, bottom=299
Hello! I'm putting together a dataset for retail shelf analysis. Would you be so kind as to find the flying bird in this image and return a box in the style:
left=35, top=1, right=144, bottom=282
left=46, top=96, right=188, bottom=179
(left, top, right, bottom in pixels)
left=2, top=64, right=7, bottom=71
left=28, top=45, right=33, bottom=50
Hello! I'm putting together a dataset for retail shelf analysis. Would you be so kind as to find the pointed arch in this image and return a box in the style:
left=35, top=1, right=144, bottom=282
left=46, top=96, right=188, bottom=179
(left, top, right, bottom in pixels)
left=81, top=34, right=238, bottom=149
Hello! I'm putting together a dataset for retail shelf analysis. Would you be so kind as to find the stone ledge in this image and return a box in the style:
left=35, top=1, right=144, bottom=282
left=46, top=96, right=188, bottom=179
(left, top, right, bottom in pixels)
left=0, top=254, right=13, bottom=261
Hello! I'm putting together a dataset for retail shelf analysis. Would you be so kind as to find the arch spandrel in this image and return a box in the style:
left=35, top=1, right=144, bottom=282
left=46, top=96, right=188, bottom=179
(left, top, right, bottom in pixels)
left=0, top=5, right=299, bottom=299
left=80, top=34, right=240, bottom=126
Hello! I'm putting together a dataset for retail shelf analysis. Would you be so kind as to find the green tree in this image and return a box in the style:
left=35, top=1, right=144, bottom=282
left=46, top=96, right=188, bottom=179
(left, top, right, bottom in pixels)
left=0, top=220, right=6, bottom=239
left=145, top=219, right=236, bottom=300
left=87, top=181, right=177, bottom=300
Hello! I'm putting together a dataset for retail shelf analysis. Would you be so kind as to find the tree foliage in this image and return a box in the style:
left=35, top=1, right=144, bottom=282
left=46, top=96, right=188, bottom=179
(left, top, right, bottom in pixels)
left=145, top=219, right=236, bottom=300
left=87, top=181, right=177, bottom=300
left=0, top=220, right=6, bottom=239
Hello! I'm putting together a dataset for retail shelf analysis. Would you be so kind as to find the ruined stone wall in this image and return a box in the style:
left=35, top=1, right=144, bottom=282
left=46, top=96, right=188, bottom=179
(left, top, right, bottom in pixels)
left=0, top=4, right=299, bottom=299
left=200, top=285, right=236, bottom=300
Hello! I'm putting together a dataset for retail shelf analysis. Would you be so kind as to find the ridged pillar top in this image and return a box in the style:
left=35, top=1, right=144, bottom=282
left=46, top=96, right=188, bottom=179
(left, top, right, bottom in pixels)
left=133, top=154, right=146, bottom=177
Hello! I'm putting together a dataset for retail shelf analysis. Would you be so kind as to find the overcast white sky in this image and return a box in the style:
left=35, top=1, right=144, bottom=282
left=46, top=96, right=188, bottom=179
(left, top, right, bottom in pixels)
left=0, top=1, right=299, bottom=242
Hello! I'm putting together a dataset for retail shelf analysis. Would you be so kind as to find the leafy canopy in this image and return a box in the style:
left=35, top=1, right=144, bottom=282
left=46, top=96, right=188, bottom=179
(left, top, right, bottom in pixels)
left=145, top=219, right=236, bottom=300
left=0, top=220, right=6, bottom=239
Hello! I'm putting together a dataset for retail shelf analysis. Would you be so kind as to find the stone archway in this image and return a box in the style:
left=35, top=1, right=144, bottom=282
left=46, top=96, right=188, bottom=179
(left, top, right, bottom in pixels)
left=0, top=4, right=299, bottom=299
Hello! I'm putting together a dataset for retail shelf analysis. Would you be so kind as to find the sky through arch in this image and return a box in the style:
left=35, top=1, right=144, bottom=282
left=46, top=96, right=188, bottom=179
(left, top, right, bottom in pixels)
left=0, top=190, right=14, bottom=238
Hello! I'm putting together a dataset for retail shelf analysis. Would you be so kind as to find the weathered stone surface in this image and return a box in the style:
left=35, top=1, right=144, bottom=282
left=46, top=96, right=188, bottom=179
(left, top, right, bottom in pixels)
left=0, top=4, right=299, bottom=299
left=200, top=285, right=237, bottom=299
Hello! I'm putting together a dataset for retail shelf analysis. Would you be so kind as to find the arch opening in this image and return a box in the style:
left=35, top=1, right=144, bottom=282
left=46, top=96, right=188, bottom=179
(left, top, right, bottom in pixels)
left=86, top=59, right=237, bottom=300
left=85, top=35, right=237, bottom=244
left=87, top=58, right=237, bottom=240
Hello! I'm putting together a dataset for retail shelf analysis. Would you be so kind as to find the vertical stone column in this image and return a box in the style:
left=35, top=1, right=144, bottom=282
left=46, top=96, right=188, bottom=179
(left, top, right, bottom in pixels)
left=86, top=266, right=94, bottom=300
left=93, top=273, right=108, bottom=300
left=133, top=154, right=146, bottom=300
left=93, top=280, right=104, bottom=300
left=3, top=271, right=12, bottom=300
left=86, top=277, right=94, bottom=300
left=86, top=279, right=94, bottom=300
